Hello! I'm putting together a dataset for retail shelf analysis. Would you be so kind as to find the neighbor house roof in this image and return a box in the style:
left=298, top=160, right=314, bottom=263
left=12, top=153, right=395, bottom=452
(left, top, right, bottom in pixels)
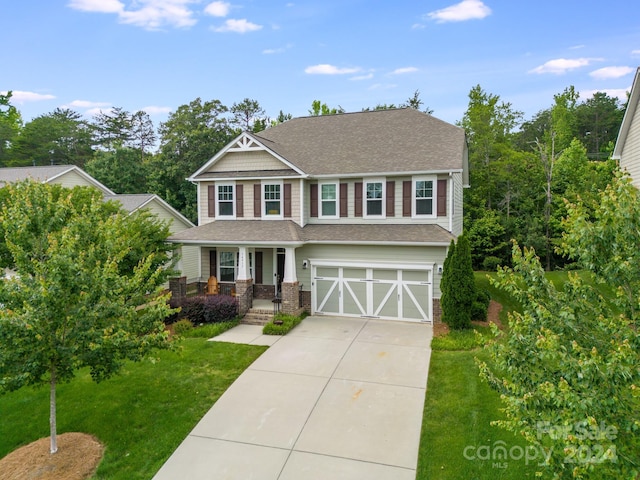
left=192, top=108, right=468, bottom=182
left=168, top=220, right=454, bottom=246
left=613, top=67, right=640, bottom=160
left=104, top=194, right=194, bottom=229
left=0, top=165, right=115, bottom=195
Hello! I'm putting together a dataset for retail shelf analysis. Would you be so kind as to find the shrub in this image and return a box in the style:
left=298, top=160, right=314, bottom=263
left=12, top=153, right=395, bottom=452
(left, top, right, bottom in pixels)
left=481, top=255, right=502, bottom=271
left=182, top=321, right=239, bottom=339
left=172, top=319, right=193, bottom=335
left=167, top=295, right=238, bottom=325
left=441, top=235, right=475, bottom=330
left=263, top=312, right=306, bottom=335
left=476, top=288, right=491, bottom=308
left=471, top=301, right=488, bottom=322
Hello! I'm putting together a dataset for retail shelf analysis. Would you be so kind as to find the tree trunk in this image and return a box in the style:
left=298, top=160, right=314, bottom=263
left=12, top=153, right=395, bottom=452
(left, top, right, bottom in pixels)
left=50, top=365, right=58, bottom=454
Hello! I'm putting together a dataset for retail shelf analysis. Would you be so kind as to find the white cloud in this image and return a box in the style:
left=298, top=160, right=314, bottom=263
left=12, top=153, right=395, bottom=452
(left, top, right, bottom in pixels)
left=427, top=0, right=491, bottom=23
left=589, top=66, right=634, bottom=80
left=390, top=67, right=418, bottom=75
left=2, top=91, right=56, bottom=103
left=68, top=0, right=197, bottom=30
left=368, top=83, right=398, bottom=91
left=305, top=64, right=361, bottom=75
left=411, top=23, right=426, bottom=29
left=569, top=44, right=585, bottom=50
left=529, top=58, right=597, bottom=75
left=68, top=0, right=124, bottom=13
left=86, top=106, right=116, bottom=117
left=263, top=44, right=292, bottom=55
left=141, top=105, right=173, bottom=115
left=213, top=18, right=262, bottom=33
left=351, top=73, right=374, bottom=81
left=204, top=1, right=230, bottom=17
left=631, top=50, right=640, bottom=56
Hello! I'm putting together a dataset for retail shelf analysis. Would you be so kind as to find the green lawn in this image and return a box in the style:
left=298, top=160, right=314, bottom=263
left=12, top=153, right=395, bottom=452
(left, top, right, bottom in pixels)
left=0, top=338, right=266, bottom=479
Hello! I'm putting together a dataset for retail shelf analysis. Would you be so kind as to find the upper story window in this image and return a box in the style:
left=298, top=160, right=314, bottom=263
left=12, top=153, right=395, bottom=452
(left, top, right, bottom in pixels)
left=365, top=179, right=385, bottom=217
left=263, top=182, right=282, bottom=217
left=413, top=177, right=436, bottom=217
left=320, top=183, right=338, bottom=218
left=217, top=184, right=234, bottom=217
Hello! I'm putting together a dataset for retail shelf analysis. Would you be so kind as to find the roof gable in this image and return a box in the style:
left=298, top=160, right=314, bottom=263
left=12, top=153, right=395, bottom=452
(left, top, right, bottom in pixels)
left=0, top=165, right=115, bottom=194
left=190, top=132, right=306, bottom=181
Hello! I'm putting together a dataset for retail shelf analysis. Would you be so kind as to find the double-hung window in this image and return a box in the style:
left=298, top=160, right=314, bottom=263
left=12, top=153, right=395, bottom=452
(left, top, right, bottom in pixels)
left=365, top=179, right=385, bottom=217
left=219, top=251, right=235, bottom=282
left=320, top=183, right=338, bottom=218
left=263, top=183, right=281, bottom=217
left=413, top=176, right=436, bottom=217
left=217, top=184, right=234, bottom=217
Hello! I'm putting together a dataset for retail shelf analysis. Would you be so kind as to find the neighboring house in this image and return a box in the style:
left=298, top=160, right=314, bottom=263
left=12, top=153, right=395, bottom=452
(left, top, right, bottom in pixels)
left=613, top=67, right=640, bottom=186
left=0, top=165, right=197, bottom=282
left=169, top=108, right=468, bottom=323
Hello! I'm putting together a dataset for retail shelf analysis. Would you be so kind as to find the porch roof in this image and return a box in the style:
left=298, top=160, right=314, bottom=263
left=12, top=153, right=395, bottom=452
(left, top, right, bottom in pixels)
left=168, top=220, right=455, bottom=246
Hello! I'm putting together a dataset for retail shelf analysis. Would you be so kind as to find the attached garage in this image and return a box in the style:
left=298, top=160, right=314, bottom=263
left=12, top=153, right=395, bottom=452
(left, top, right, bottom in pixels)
left=311, top=261, right=433, bottom=323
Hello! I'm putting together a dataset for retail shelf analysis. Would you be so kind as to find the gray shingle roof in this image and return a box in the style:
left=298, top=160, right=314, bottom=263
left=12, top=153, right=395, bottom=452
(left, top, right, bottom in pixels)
left=252, top=108, right=466, bottom=176
left=103, top=194, right=155, bottom=212
left=168, top=220, right=454, bottom=246
left=0, top=165, right=78, bottom=185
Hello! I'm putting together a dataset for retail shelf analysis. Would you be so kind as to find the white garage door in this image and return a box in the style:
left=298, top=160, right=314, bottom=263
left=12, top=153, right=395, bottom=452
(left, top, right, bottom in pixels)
left=312, top=262, right=432, bottom=322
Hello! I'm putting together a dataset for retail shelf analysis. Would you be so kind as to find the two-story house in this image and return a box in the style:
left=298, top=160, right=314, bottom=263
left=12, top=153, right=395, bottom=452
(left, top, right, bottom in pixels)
left=169, top=108, right=468, bottom=323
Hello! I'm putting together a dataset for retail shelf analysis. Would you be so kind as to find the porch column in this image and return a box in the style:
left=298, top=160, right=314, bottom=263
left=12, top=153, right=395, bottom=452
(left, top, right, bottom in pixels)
left=235, top=247, right=253, bottom=316
left=281, top=247, right=301, bottom=315
left=237, top=246, right=251, bottom=280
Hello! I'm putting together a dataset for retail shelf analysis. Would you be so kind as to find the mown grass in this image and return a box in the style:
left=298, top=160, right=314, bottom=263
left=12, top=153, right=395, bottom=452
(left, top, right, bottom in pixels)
left=0, top=339, right=266, bottom=479
left=262, top=311, right=307, bottom=335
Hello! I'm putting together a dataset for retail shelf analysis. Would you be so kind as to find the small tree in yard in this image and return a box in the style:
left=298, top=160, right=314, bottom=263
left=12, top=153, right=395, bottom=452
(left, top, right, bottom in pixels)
left=0, top=181, right=176, bottom=454
left=440, top=235, right=475, bottom=329
left=478, top=173, right=640, bottom=479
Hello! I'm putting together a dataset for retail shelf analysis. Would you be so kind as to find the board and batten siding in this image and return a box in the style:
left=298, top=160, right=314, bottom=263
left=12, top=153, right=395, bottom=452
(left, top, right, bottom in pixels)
left=620, top=103, right=640, bottom=190
left=295, top=244, right=447, bottom=298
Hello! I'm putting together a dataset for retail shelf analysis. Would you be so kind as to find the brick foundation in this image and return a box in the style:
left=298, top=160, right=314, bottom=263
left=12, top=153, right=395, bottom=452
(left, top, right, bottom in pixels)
left=432, top=298, right=442, bottom=323
left=169, top=277, right=186, bottom=301
left=280, top=281, right=300, bottom=315
left=253, top=284, right=276, bottom=299
left=299, top=290, right=311, bottom=312
left=235, top=279, right=253, bottom=316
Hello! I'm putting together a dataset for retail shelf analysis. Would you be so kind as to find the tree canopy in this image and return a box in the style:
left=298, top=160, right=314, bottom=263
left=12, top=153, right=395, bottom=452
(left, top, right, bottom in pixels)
left=0, top=181, right=176, bottom=453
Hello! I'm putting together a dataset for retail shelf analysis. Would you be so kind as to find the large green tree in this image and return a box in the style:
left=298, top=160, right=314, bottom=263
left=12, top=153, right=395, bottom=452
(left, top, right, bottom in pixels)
left=0, top=181, right=175, bottom=454
left=11, top=108, right=93, bottom=167
left=85, top=147, right=150, bottom=194
left=480, top=174, right=640, bottom=478
left=148, top=98, right=234, bottom=221
left=0, top=91, right=22, bottom=166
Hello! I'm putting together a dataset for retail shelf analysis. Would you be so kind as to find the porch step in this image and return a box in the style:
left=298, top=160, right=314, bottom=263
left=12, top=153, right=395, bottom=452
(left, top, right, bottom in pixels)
left=240, top=308, right=274, bottom=326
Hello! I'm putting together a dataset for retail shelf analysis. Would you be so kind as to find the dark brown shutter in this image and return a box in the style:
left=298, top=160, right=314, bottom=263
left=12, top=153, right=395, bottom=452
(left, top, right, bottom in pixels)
left=437, top=179, right=447, bottom=216
left=354, top=182, right=363, bottom=217
left=254, top=184, right=261, bottom=217
left=310, top=184, right=318, bottom=217
left=403, top=181, right=411, bottom=217
left=236, top=184, right=244, bottom=217
left=386, top=181, right=395, bottom=217
left=340, top=183, right=348, bottom=217
left=255, top=251, right=263, bottom=284
left=284, top=183, right=292, bottom=218
left=209, top=249, right=217, bottom=277
left=208, top=185, right=215, bottom=217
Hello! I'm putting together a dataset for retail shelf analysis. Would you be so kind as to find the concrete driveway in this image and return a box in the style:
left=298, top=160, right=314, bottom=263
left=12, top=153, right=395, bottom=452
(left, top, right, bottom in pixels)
left=153, top=316, right=433, bottom=480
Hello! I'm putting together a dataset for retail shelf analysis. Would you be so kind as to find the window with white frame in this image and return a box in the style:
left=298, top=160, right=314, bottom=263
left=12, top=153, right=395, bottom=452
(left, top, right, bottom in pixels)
left=217, top=184, right=234, bottom=217
left=219, top=251, right=235, bottom=282
left=320, top=183, right=338, bottom=217
left=263, top=183, right=281, bottom=217
left=365, top=179, right=384, bottom=217
left=413, top=177, right=436, bottom=217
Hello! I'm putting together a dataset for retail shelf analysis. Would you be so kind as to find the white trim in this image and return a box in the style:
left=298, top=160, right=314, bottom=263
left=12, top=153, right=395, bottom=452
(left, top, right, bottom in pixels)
left=448, top=173, right=453, bottom=232
left=613, top=67, right=639, bottom=160
left=363, top=178, right=385, bottom=219
left=412, top=175, right=437, bottom=219
left=216, top=181, right=236, bottom=220
left=261, top=179, right=284, bottom=219
left=318, top=181, right=339, bottom=219
left=311, top=169, right=464, bottom=179
left=299, top=178, right=305, bottom=226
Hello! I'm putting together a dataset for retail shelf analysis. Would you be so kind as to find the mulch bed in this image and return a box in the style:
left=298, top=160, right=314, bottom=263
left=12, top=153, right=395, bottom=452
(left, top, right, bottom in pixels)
left=433, top=300, right=503, bottom=337
left=0, top=432, right=104, bottom=480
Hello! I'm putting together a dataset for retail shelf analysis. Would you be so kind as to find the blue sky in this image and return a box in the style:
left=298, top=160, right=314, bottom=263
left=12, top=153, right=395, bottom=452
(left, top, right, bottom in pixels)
left=3, top=0, right=639, bottom=127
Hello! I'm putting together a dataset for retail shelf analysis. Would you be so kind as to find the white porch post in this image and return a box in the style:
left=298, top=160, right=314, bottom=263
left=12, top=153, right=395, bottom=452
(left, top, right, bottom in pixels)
left=237, top=246, right=251, bottom=281
left=283, top=247, right=297, bottom=282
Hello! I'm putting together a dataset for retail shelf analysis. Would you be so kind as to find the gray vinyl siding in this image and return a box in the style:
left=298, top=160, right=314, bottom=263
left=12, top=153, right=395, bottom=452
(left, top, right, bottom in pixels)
left=49, top=170, right=97, bottom=189
left=452, top=172, right=464, bottom=236
left=209, top=150, right=289, bottom=172
left=620, top=104, right=640, bottom=190
left=294, top=244, right=447, bottom=298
